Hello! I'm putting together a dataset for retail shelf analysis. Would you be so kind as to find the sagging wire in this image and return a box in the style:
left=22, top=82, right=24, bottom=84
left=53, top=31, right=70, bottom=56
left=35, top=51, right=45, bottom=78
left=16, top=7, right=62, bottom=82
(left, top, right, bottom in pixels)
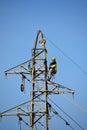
left=48, top=102, right=75, bottom=130
left=48, top=97, right=84, bottom=130
left=62, top=94, right=87, bottom=113
left=44, top=34, right=87, bottom=75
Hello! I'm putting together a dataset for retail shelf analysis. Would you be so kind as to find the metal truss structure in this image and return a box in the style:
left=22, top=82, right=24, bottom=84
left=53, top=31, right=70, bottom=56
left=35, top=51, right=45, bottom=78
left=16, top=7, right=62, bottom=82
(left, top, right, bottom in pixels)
left=0, top=30, right=75, bottom=130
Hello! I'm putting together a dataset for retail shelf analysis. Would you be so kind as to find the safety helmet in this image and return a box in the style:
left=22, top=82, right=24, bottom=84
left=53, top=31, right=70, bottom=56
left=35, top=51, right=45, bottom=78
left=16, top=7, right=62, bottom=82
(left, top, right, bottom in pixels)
left=52, top=57, right=56, bottom=61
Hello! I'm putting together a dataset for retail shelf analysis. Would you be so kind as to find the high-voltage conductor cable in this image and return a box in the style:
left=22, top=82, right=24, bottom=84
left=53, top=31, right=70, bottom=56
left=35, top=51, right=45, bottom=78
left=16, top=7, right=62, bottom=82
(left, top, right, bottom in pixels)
left=49, top=103, right=75, bottom=130
left=48, top=97, right=84, bottom=130
left=62, top=94, right=87, bottom=113
left=44, top=35, right=87, bottom=75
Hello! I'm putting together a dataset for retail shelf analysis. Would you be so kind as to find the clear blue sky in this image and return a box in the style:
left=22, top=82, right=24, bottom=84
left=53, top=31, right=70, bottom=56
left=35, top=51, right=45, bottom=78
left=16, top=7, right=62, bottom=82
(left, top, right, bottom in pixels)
left=0, top=0, right=87, bottom=130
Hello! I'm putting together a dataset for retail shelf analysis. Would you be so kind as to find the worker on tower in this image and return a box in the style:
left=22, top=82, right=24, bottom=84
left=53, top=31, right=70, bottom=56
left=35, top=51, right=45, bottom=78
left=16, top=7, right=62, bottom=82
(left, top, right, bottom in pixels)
left=48, top=57, right=57, bottom=80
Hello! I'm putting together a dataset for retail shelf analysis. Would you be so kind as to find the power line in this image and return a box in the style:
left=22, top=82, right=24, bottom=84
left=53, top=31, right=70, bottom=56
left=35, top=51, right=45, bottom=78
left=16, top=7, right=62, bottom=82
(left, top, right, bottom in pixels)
left=62, top=94, right=87, bottom=113
left=1, top=30, right=83, bottom=130
left=44, top=35, right=87, bottom=75
left=48, top=97, right=84, bottom=130
left=49, top=104, right=75, bottom=130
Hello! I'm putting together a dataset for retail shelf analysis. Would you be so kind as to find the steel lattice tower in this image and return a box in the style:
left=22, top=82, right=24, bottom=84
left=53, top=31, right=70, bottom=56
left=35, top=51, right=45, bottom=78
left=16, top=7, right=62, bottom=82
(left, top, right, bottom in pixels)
left=0, top=30, right=75, bottom=130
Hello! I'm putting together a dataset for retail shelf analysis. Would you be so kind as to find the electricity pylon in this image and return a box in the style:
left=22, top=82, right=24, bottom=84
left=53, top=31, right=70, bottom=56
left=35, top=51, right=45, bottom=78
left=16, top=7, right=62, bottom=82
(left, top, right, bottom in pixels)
left=0, top=30, right=75, bottom=130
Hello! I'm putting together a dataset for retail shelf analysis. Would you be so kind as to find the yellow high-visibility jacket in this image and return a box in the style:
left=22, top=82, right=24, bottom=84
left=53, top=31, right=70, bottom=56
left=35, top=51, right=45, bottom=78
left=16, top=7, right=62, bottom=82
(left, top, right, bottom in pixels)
left=49, top=61, right=57, bottom=69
